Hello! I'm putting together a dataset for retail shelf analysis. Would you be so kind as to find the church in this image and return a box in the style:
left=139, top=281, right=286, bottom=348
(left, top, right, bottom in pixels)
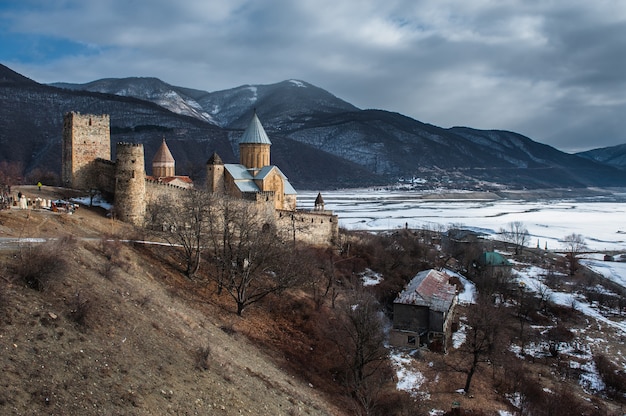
left=206, top=111, right=297, bottom=211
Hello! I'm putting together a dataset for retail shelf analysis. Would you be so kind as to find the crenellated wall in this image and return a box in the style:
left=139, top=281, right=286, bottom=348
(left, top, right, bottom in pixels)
left=144, top=178, right=189, bottom=207
left=275, top=210, right=339, bottom=246
left=92, top=159, right=116, bottom=196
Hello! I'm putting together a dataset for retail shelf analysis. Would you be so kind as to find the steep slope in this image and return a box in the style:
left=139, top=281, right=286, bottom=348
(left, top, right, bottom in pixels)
left=577, top=143, right=626, bottom=170
left=0, top=189, right=342, bottom=415
left=448, top=127, right=626, bottom=187
left=0, top=64, right=39, bottom=86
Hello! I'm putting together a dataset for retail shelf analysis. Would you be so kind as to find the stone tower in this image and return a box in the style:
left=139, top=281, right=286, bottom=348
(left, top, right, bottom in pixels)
left=206, top=152, right=225, bottom=193
left=62, top=112, right=111, bottom=189
left=114, top=143, right=146, bottom=226
left=239, top=111, right=271, bottom=170
left=152, top=138, right=175, bottom=178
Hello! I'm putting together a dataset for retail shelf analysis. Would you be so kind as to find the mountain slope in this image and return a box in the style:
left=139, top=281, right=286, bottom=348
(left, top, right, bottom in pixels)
left=0, top=66, right=378, bottom=189
left=3, top=63, right=626, bottom=190
left=52, top=77, right=217, bottom=124
left=577, top=143, right=626, bottom=170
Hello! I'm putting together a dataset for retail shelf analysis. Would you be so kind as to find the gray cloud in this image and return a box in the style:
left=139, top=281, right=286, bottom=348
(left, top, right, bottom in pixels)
left=4, top=0, right=626, bottom=152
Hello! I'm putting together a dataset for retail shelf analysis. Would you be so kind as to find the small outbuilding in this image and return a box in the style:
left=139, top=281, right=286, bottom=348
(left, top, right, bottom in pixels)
left=390, top=269, right=458, bottom=352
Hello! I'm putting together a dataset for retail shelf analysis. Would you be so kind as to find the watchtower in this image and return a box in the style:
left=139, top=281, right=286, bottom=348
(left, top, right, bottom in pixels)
left=206, top=152, right=225, bottom=193
left=61, top=112, right=111, bottom=189
left=114, top=143, right=146, bottom=225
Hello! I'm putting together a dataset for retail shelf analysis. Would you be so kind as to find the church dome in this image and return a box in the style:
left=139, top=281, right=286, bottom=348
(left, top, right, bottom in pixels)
left=152, top=138, right=175, bottom=177
left=241, top=111, right=271, bottom=145
left=153, top=138, right=175, bottom=164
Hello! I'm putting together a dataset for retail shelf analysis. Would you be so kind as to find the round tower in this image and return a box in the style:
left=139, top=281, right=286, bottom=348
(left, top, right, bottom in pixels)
left=114, top=143, right=146, bottom=225
left=206, top=152, right=225, bottom=194
left=240, top=111, right=271, bottom=170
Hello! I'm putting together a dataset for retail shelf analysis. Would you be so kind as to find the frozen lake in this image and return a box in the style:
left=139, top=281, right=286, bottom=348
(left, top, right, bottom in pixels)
left=298, top=189, right=626, bottom=253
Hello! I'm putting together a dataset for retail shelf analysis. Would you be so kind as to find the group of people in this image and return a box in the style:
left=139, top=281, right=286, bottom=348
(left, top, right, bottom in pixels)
left=0, top=185, right=12, bottom=209
left=0, top=188, right=32, bottom=210
left=0, top=183, right=45, bottom=210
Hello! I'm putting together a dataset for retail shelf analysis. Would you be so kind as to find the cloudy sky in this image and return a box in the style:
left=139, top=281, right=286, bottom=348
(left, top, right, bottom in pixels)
left=1, top=1, right=625, bottom=153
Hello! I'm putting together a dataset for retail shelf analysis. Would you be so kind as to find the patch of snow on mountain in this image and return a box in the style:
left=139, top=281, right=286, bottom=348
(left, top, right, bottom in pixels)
left=289, top=80, right=306, bottom=88
left=247, top=86, right=258, bottom=102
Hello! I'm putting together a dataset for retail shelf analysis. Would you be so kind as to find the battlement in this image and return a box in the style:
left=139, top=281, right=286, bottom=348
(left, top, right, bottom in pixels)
left=116, top=142, right=144, bottom=148
left=145, top=178, right=191, bottom=190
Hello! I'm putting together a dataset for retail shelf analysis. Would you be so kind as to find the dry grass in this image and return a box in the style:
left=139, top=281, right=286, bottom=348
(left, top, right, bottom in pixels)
left=0, top=186, right=342, bottom=415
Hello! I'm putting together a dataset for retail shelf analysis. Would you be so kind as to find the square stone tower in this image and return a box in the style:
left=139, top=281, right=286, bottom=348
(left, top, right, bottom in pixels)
left=62, top=112, right=111, bottom=189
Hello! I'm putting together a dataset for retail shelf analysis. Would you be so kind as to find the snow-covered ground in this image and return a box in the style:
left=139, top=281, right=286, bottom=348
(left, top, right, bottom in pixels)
left=314, top=189, right=626, bottom=413
left=299, top=189, right=626, bottom=252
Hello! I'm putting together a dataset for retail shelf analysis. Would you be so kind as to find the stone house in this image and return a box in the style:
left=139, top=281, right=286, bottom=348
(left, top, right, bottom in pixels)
left=390, top=269, right=458, bottom=352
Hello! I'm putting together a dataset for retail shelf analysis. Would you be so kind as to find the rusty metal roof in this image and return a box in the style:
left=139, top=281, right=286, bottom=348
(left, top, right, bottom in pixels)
left=394, top=269, right=457, bottom=312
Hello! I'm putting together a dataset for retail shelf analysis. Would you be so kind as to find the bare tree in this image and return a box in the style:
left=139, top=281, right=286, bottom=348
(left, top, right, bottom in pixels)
left=515, top=282, right=538, bottom=355
left=499, top=221, right=530, bottom=255
left=545, top=322, right=574, bottom=358
left=453, top=296, right=503, bottom=394
left=331, top=290, right=389, bottom=415
left=205, top=198, right=304, bottom=315
left=147, top=190, right=209, bottom=278
left=0, top=160, right=24, bottom=187
left=561, top=233, right=587, bottom=275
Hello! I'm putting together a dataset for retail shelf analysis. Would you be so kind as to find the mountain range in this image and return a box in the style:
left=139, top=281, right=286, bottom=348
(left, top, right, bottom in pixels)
left=1, top=63, right=625, bottom=191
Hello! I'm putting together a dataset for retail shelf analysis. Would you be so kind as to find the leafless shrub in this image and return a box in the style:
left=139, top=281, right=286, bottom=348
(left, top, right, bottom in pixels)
left=101, top=260, right=117, bottom=280
left=67, top=292, right=91, bottom=328
left=195, top=343, right=211, bottom=371
left=595, top=354, right=626, bottom=402
left=220, top=324, right=236, bottom=335
left=12, top=242, right=68, bottom=291
left=100, top=235, right=122, bottom=261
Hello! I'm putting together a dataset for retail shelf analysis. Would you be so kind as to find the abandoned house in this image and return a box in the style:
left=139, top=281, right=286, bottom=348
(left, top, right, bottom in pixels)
left=390, top=269, right=458, bottom=352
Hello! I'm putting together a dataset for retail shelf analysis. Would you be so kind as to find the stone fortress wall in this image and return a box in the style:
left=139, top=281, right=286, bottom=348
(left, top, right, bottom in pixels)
left=62, top=112, right=338, bottom=246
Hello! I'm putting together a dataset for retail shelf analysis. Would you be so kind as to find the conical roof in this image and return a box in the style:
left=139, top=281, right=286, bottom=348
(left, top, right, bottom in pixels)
left=207, top=152, right=223, bottom=165
left=315, top=192, right=325, bottom=206
left=153, top=138, right=175, bottom=164
left=240, top=111, right=271, bottom=145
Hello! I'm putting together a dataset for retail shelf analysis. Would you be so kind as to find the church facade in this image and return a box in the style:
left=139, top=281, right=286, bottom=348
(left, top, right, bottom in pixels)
left=206, top=111, right=296, bottom=211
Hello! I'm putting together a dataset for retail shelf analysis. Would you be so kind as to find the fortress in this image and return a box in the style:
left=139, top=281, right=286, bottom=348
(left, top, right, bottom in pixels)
left=61, top=111, right=338, bottom=246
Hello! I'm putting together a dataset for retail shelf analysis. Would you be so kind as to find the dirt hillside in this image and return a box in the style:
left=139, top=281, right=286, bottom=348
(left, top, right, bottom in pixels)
left=0, top=186, right=343, bottom=415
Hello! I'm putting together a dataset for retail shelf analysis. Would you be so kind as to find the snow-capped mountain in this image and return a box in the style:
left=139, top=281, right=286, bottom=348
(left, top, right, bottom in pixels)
left=52, top=78, right=217, bottom=125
